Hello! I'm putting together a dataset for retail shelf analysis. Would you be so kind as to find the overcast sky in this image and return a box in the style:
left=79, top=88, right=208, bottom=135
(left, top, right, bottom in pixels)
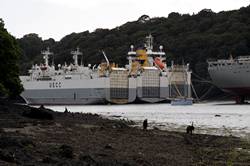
left=1, top=0, right=249, bottom=41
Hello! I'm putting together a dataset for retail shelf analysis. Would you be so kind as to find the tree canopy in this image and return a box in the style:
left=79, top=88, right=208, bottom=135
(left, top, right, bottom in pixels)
left=0, top=19, right=23, bottom=98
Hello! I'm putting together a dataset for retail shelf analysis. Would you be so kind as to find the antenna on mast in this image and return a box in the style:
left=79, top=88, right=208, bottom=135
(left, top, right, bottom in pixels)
left=71, top=47, right=82, bottom=66
left=145, top=34, right=153, bottom=51
left=41, top=47, right=53, bottom=66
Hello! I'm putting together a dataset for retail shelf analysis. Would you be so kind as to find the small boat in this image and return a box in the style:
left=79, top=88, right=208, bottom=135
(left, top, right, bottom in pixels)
left=171, top=97, right=193, bottom=105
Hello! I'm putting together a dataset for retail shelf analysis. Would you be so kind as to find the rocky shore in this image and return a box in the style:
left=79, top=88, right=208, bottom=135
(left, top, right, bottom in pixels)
left=0, top=101, right=249, bottom=165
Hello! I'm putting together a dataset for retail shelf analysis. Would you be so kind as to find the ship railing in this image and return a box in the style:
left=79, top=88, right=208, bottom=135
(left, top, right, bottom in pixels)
left=207, top=59, right=236, bottom=67
left=37, top=76, right=52, bottom=81
left=168, top=65, right=189, bottom=72
left=208, top=55, right=250, bottom=63
left=236, top=56, right=250, bottom=61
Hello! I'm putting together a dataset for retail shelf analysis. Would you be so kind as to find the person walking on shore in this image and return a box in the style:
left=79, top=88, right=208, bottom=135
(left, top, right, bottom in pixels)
left=143, top=119, right=148, bottom=130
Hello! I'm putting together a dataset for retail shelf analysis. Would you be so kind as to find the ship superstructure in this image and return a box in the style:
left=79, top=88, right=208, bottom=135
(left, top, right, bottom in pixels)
left=97, top=52, right=136, bottom=104
left=126, top=34, right=169, bottom=103
left=208, top=56, right=250, bottom=103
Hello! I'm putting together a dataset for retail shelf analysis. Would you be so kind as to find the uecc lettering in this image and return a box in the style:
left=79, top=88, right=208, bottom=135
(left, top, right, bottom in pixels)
left=49, top=82, right=62, bottom=88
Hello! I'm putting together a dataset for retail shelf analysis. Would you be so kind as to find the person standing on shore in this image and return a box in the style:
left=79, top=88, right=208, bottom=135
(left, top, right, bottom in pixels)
left=143, top=119, right=148, bottom=130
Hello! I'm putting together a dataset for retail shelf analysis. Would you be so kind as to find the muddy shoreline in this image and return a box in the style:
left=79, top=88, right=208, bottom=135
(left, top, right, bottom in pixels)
left=0, top=101, right=250, bottom=165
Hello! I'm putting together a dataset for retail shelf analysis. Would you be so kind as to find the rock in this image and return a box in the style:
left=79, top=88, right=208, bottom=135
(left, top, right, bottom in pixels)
left=64, top=107, right=69, bottom=113
left=153, top=126, right=159, bottom=130
left=135, top=157, right=152, bottom=166
left=184, top=135, right=195, bottom=145
left=59, top=144, right=74, bottom=158
left=22, top=107, right=53, bottom=120
left=0, top=136, right=21, bottom=148
left=215, top=114, right=221, bottom=117
left=110, top=115, right=122, bottom=118
left=42, top=156, right=58, bottom=164
left=112, top=122, right=129, bottom=129
left=79, top=154, right=96, bottom=165
left=104, top=144, right=113, bottom=149
left=39, top=105, right=45, bottom=109
left=0, top=150, right=15, bottom=163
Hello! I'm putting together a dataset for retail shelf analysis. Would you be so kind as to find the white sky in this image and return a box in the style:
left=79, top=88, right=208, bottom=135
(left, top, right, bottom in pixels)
left=1, top=0, right=249, bottom=41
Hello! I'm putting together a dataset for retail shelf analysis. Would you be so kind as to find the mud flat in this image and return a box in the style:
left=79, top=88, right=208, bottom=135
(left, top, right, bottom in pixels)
left=48, top=103, right=250, bottom=139
left=0, top=101, right=250, bottom=165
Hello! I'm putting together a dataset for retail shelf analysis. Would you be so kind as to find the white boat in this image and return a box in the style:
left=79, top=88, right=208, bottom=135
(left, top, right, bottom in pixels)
left=171, top=98, right=193, bottom=105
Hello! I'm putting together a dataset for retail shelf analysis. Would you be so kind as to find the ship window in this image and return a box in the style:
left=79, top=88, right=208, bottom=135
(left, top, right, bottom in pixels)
left=65, top=76, right=72, bottom=79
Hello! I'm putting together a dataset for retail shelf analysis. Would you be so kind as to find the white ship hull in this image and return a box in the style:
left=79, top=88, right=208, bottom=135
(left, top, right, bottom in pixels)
left=21, top=88, right=106, bottom=105
left=20, top=76, right=108, bottom=105
left=208, top=59, right=250, bottom=96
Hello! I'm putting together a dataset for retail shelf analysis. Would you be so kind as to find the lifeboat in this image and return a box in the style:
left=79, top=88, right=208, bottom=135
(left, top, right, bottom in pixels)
left=40, top=65, right=47, bottom=70
left=154, top=57, right=165, bottom=70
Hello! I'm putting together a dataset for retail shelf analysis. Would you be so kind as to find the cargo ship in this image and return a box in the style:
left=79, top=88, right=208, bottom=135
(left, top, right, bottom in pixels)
left=20, top=35, right=193, bottom=105
left=20, top=48, right=108, bottom=105
left=208, top=56, right=250, bottom=103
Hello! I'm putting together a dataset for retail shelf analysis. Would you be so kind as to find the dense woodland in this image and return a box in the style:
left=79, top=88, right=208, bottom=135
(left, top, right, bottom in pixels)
left=0, top=19, right=23, bottom=98
left=1, top=5, right=250, bottom=99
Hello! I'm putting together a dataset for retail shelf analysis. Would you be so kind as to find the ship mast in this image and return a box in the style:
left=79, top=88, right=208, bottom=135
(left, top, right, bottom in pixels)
left=145, top=34, right=165, bottom=57
left=145, top=34, right=153, bottom=52
left=41, top=47, right=53, bottom=67
left=71, top=47, right=82, bottom=66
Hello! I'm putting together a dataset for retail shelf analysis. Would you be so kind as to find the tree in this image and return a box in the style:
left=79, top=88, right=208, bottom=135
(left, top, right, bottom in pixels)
left=0, top=18, right=23, bottom=98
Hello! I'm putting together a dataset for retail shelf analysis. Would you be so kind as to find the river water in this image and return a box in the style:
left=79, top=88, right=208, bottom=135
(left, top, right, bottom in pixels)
left=47, top=101, right=250, bottom=139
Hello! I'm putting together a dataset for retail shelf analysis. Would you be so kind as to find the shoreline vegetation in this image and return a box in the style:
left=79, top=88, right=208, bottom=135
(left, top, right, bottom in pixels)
left=0, top=101, right=249, bottom=165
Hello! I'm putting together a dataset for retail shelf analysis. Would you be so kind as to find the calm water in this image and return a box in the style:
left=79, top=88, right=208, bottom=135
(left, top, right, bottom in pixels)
left=46, top=102, right=250, bottom=139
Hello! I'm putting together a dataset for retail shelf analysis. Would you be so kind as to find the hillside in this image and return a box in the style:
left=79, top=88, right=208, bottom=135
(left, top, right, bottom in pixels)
left=17, top=5, right=250, bottom=99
